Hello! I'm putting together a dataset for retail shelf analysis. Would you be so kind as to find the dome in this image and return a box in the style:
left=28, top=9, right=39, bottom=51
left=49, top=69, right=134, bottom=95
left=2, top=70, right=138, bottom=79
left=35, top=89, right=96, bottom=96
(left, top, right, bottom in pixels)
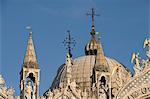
left=85, top=37, right=99, bottom=55
left=51, top=55, right=131, bottom=91
left=50, top=14, right=131, bottom=93
left=0, top=75, right=5, bottom=87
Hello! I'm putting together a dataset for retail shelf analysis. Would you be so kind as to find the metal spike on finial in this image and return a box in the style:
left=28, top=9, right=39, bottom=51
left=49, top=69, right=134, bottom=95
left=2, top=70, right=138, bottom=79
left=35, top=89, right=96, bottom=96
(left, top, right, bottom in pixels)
left=26, top=25, right=32, bottom=36
left=62, top=30, right=76, bottom=57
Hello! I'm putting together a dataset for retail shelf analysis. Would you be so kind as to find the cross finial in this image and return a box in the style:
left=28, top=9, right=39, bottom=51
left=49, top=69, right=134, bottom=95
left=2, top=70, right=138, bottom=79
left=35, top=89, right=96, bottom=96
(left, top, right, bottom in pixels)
left=86, top=8, right=100, bottom=27
left=63, top=30, right=76, bottom=57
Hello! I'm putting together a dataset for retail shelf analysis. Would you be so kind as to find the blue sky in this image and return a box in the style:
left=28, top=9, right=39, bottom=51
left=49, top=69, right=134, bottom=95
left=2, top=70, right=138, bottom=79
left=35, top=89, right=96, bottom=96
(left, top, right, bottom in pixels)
left=1, top=0, right=149, bottom=96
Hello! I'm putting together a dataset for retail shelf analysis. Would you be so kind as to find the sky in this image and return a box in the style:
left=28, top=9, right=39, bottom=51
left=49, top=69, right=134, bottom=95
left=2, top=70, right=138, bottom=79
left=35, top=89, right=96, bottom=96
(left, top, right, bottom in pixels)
left=0, top=0, right=149, bottom=96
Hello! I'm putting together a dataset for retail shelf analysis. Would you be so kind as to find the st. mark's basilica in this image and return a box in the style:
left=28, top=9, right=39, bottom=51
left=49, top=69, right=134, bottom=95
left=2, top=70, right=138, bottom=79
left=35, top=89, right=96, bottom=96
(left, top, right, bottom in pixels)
left=0, top=8, right=150, bottom=99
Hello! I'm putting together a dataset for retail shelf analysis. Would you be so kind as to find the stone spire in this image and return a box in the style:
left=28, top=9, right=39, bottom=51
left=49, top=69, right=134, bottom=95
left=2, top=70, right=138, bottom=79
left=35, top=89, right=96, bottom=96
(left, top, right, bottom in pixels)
left=65, top=52, right=73, bottom=85
left=20, top=27, right=40, bottom=99
left=94, top=43, right=109, bottom=72
left=23, top=27, right=38, bottom=68
left=63, top=31, right=75, bottom=85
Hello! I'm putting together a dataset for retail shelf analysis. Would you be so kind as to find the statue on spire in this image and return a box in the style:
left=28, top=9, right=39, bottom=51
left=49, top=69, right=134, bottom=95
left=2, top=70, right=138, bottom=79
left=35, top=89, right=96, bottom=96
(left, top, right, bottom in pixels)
left=130, top=38, right=150, bottom=76
left=144, top=38, right=150, bottom=59
left=131, top=52, right=142, bottom=76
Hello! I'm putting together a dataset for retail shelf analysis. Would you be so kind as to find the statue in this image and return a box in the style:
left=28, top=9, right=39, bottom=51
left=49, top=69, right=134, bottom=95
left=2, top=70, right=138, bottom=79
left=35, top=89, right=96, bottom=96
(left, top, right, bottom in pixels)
left=16, top=96, right=20, bottom=99
left=144, top=38, right=150, bottom=59
left=7, top=87, right=15, bottom=99
left=70, top=80, right=77, bottom=90
left=131, top=38, right=150, bottom=75
left=131, top=52, right=141, bottom=75
left=116, top=68, right=123, bottom=87
left=66, top=53, right=73, bottom=85
left=92, top=83, right=96, bottom=91
left=32, top=83, right=36, bottom=99
left=46, top=90, right=53, bottom=99
left=66, top=53, right=73, bottom=65
left=82, top=89, right=88, bottom=99
left=98, top=76, right=109, bottom=99
left=99, top=84, right=107, bottom=99
left=40, top=96, right=45, bottom=99
left=25, top=81, right=33, bottom=99
left=20, top=81, right=23, bottom=91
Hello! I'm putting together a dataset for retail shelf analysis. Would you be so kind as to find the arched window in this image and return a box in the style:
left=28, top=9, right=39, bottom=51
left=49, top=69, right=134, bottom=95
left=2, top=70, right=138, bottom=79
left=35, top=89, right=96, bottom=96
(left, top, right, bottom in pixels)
left=100, top=76, right=106, bottom=86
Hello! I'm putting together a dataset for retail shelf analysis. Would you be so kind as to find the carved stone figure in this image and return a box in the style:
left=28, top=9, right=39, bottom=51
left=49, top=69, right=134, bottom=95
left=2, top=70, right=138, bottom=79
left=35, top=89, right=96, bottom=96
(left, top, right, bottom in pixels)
left=99, top=76, right=109, bottom=99
left=144, top=38, right=150, bottom=58
left=116, top=68, right=122, bottom=87
left=32, top=83, right=36, bottom=99
left=46, top=90, right=53, bottom=99
left=92, top=83, right=96, bottom=91
left=82, top=89, right=88, bottom=99
left=20, top=81, right=23, bottom=91
left=99, top=84, right=107, bottom=99
left=131, top=53, right=141, bottom=75
left=7, top=87, right=15, bottom=99
left=25, top=81, right=33, bottom=99
left=70, top=80, right=77, bottom=90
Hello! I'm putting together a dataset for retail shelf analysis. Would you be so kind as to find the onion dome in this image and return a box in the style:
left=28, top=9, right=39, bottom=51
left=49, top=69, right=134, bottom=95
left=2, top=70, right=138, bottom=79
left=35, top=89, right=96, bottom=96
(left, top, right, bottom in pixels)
left=85, top=26, right=99, bottom=55
left=85, top=25, right=109, bottom=72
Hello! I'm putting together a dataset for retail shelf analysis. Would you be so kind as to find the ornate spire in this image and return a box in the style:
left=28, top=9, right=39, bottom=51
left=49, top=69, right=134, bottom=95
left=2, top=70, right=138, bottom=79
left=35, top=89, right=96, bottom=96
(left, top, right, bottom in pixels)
left=93, top=32, right=109, bottom=72
left=23, top=26, right=38, bottom=68
left=63, top=30, right=76, bottom=57
left=62, top=30, right=75, bottom=85
left=65, top=53, right=73, bottom=85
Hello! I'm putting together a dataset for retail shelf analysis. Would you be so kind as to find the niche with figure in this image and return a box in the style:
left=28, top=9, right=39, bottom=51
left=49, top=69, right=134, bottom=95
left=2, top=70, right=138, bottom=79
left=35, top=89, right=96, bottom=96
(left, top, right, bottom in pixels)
left=25, top=73, right=36, bottom=99
left=98, top=76, right=109, bottom=99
